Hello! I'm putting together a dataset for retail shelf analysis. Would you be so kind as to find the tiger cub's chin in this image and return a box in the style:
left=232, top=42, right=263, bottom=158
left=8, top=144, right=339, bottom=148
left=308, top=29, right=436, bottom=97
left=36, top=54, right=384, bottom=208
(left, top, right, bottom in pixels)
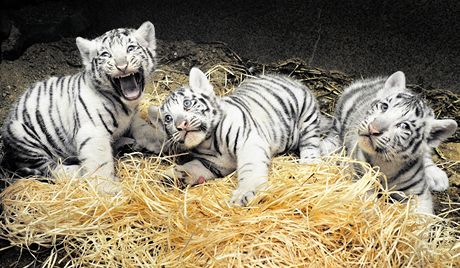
left=183, top=131, right=207, bottom=149
left=357, top=136, right=376, bottom=154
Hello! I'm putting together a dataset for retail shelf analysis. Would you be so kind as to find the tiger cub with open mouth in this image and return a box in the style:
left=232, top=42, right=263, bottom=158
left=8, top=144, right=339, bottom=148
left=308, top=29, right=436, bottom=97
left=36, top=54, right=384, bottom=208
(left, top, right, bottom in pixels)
left=1, top=21, right=165, bottom=193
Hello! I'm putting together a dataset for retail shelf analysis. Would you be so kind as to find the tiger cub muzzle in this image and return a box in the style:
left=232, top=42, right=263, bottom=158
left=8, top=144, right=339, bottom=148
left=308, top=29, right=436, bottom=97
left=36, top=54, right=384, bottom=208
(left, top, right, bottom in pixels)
left=358, top=118, right=390, bottom=154
left=172, top=116, right=207, bottom=147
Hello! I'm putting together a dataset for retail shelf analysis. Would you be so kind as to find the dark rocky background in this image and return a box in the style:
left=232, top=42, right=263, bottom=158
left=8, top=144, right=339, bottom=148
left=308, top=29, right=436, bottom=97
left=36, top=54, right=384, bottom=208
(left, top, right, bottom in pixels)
left=1, top=0, right=459, bottom=92
left=0, top=0, right=459, bottom=266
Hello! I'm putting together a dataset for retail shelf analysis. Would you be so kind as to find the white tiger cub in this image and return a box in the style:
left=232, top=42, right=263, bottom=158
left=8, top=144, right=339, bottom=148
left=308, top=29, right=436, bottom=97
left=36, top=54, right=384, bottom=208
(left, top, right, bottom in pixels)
left=322, top=71, right=457, bottom=214
left=149, top=68, right=322, bottom=206
left=1, top=21, right=165, bottom=193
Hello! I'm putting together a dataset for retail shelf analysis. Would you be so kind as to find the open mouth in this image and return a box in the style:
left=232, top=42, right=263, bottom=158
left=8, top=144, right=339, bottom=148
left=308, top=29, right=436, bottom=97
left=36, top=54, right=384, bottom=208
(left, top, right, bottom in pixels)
left=110, top=71, right=144, bottom=101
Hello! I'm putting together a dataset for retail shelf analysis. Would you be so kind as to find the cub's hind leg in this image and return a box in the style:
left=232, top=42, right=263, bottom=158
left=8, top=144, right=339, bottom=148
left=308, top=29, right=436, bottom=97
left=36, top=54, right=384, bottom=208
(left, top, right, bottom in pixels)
left=2, top=120, right=56, bottom=177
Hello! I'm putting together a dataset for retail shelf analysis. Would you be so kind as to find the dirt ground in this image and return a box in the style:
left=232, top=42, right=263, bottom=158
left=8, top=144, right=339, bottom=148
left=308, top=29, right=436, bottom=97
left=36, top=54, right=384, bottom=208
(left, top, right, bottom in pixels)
left=0, top=39, right=459, bottom=267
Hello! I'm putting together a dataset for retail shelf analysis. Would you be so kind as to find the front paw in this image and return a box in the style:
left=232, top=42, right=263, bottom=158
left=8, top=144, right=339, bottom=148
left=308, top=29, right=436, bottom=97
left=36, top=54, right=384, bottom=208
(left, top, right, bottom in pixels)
left=230, top=189, right=256, bottom=207
left=174, top=165, right=192, bottom=186
left=320, top=139, right=340, bottom=155
left=52, top=164, right=81, bottom=178
left=89, top=177, right=122, bottom=195
left=425, top=165, right=449, bottom=192
left=164, top=166, right=204, bottom=187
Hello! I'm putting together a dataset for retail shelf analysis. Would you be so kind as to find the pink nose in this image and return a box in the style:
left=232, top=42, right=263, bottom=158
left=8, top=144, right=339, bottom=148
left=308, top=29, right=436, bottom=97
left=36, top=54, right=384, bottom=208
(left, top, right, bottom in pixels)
left=176, top=120, right=188, bottom=131
left=116, top=64, right=128, bottom=72
left=368, top=122, right=381, bottom=136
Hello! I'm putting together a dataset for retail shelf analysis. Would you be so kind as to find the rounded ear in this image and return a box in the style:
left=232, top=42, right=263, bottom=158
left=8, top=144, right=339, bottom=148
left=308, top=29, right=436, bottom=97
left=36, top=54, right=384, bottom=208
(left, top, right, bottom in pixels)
left=148, top=105, right=162, bottom=124
left=427, top=119, right=457, bottom=147
left=76, top=37, right=96, bottom=68
left=133, top=21, right=156, bottom=51
left=189, top=67, right=214, bottom=95
left=384, top=71, right=406, bottom=90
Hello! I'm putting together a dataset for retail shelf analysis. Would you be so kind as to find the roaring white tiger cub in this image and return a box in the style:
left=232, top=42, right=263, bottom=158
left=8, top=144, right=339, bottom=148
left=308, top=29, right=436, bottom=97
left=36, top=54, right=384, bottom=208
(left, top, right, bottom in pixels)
left=149, top=68, right=322, bottom=206
left=321, top=71, right=457, bottom=214
left=1, top=21, right=164, bottom=192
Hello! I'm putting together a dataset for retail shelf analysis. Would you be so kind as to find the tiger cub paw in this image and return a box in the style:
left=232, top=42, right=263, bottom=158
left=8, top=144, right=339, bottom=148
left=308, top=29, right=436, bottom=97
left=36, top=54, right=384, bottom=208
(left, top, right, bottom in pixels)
left=52, top=164, right=81, bottom=178
left=425, top=165, right=449, bottom=192
left=230, top=189, right=256, bottom=207
left=164, top=165, right=206, bottom=187
left=319, top=139, right=340, bottom=155
left=89, top=177, right=122, bottom=195
left=174, top=165, right=193, bottom=186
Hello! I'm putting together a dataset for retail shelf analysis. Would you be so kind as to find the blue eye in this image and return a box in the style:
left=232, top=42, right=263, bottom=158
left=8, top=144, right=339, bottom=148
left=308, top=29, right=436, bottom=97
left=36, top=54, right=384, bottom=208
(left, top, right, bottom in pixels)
left=399, top=122, right=410, bottom=130
left=100, top=51, right=111, bottom=57
left=380, top=102, right=388, bottom=112
left=164, top=115, right=173, bottom=124
left=127, top=45, right=136, bottom=53
left=183, top=99, right=192, bottom=109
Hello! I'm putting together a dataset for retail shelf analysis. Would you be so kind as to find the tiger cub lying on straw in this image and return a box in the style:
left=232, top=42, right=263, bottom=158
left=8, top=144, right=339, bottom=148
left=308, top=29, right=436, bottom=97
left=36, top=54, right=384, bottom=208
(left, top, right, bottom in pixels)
left=321, top=71, right=457, bottom=214
left=149, top=68, right=322, bottom=206
left=1, top=21, right=163, bottom=193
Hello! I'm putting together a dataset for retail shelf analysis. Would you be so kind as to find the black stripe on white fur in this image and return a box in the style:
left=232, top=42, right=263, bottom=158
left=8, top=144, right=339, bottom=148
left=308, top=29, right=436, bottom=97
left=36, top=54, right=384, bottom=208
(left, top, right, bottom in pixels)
left=1, top=22, right=163, bottom=190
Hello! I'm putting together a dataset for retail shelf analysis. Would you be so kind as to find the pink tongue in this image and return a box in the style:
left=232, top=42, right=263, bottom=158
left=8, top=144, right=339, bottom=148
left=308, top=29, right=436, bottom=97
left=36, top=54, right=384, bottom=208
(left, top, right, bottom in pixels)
left=120, top=75, right=139, bottom=99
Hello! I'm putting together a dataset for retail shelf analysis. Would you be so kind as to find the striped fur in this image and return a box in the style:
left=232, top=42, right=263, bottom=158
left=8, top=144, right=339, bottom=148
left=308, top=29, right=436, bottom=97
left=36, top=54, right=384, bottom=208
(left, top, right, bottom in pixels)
left=149, top=68, right=321, bottom=206
left=1, top=21, right=164, bottom=192
left=322, top=71, right=457, bottom=214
